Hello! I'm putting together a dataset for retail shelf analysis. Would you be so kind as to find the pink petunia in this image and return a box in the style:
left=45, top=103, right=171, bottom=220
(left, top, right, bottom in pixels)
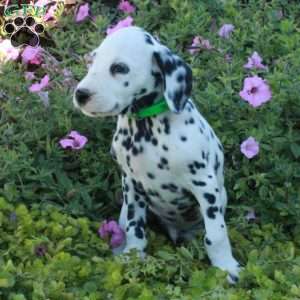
left=29, top=74, right=50, bottom=93
left=239, top=75, right=272, bottom=107
left=188, top=36, right=212, bottom=54
left=24, top=71, right=35, bottom=80
left=59, top=130, right=88, bottom=150
left=98, top=220, right=125, bottom=248
left=106, top=16, right=134, bottom=35
left=21, top=46, right=43, bottom=65
left=240, top=137, right=259, bottom=159
left=118, top=0, right=135, bottom=14
left=244, top=51, right=267, bottom=70
left=44, top=3, right=58, bottom=22
left=75, top=3, right=90, bottom=23
left=218, top=24, right=235, bottom=39
left=0, top=39, right=19, bottom=62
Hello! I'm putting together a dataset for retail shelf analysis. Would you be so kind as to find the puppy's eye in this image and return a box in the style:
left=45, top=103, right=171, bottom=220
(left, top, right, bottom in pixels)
left=110, top=63, right=130, bottom=75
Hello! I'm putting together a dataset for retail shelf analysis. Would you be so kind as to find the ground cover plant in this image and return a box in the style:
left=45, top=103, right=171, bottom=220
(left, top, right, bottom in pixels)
left=0, top=0, right=300, bottom=299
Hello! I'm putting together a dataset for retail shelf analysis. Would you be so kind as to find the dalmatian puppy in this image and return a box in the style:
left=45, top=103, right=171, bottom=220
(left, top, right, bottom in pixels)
left=73, top=26, right=240, bottom=283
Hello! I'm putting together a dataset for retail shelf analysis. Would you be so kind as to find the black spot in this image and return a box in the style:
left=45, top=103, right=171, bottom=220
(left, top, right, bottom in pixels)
left=132, top=146, right=139, bottom=156
left=139, top=201, right=146, bottom=208
left=161, top=184, right=168, bottom=190
left=189, top=118, right=194, bottom=124
left=124, top=184, right=129, bottom=192
left=204, top=193, right=216, bottom=204
left=145, top=33, right=154, bottom=45
left=169, top=183, right=178, bottom=192
left=221, top=224, right=224, bottom=228
left=158, top=163, right=164, bottom=169
left=123, top=128, right=128, bottom=135
left=170, top=199, right=178, bottom=205
left=207, top=206, right=218, bottom=219
left=177, top=73, right=184, bottom=82
left=151, top=71, right=163, bottom=87
left=124, top=194, right=128, bottom=204
left=122, top=137, right=132, bottom=151
left=161, top=157, right=168, bottom=165
left=173, top=89, right=184, bottom=111
left=137, top=217, right=145, bottom=228
left=124, top=81, right=129, bottom=87
left=218, top=143, right=223, bottom=151
left=140, top=88, right=147, bottom=94
left=134, top=195, right=140, bottom=201
left=180, top=136, right=187, bottom=142
left=135, top=227, right=144, bottom=239
left=205, top=237, right=212, bottom=245
left=194, top=161, right=205, bottom=169
left=214, top=154, right=220, bottom=173
left=192, top=180, right=206, bottom=186
left=164, top=58, right=177, bottom=75
left=147, top=173, right=155, bottom=179
left=151, top=138, right=158, bottom=146
left=128, top=204, right=135, bottom=220
left=161, top=117, right=170, bottom=134
left=126, top=155, right=131, bottom=168
left=208, top=175, right=213, bottom=178
left=148, top=189, right=159, bottom=197
left=129, top=221, right=136, bottom=227
left=162, top=144, right=168, bottom=151
left=215, top=188, right=219, bottom=193
left=210, top=130, right=215, bottom=139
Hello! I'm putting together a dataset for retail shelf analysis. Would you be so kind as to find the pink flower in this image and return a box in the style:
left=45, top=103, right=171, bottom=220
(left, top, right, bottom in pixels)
left=75, top=3, right=90, bottom=23
left=21, top=46, right=43, bottom=65
left=106, top=16, right=134, bottom=35
left=44, top=3, right=58, bottom=22
left=244, top=52, right=267, bottom=70
left=240, top=137, right=259, bottom=159
left=218, top=24, right=235, bottom=39
left=98, top=220, right=125, bottom=248
left=29, top=74, right=50, bottom=93
left=24, top=71, right=35, bottom=80
left=118, top=0, right=135, bottom=14
left=188, top=36, right=212, bottom=54
left=239, top=75, right=272, bottom=107
left=59, top=130, right=88, bottom=150
left=0, top=39, right=19, bottom=62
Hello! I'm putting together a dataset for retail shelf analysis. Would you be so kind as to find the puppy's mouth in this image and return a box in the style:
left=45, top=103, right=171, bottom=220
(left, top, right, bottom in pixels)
left=82, top=103, right=120, bottom=117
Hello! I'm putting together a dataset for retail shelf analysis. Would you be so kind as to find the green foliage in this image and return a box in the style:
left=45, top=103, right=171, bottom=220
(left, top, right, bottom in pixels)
left=0, top=197, right=299, bottom=299
left=0, top=0, right=300, bottom=298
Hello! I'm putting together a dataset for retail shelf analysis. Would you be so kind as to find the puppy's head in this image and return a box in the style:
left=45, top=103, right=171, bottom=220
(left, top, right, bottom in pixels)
left=74, top=26, right=192, bottom=117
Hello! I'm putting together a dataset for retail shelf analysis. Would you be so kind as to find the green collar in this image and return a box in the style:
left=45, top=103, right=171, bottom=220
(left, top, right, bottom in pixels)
left=128, top=97, right=169, bottom=119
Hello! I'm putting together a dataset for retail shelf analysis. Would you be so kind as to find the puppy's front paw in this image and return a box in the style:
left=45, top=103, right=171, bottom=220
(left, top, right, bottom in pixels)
left=214, top=258, right=241, bottom=284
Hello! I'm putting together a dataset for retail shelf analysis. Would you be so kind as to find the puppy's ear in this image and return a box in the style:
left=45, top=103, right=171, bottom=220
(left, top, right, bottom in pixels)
left=153, top=45, right=192, bottom=113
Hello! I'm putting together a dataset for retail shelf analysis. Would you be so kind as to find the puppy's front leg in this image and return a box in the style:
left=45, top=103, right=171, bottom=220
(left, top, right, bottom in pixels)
left=119, top=173, right=147, bottom=257
left=190, top=175, right=240, bottom=283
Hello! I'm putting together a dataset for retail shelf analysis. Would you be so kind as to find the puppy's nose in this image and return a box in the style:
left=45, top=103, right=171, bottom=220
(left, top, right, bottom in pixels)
left=75, top=88, right=91, bottom=106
